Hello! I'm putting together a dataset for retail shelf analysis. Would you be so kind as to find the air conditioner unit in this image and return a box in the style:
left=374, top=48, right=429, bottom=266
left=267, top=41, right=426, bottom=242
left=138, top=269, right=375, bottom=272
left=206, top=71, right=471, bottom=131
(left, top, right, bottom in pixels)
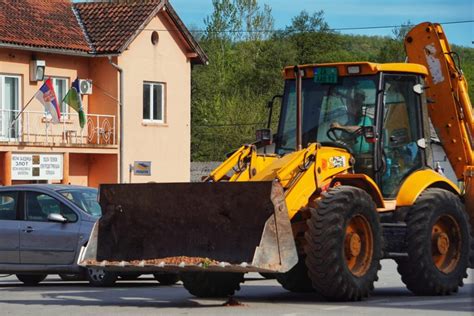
left=79, top=79, right=93, bottom=95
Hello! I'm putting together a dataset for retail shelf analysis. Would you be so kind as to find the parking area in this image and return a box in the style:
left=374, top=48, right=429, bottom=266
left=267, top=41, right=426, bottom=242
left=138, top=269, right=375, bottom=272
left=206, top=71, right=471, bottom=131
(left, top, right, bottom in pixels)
left=0, top=260, right=472, bottom=316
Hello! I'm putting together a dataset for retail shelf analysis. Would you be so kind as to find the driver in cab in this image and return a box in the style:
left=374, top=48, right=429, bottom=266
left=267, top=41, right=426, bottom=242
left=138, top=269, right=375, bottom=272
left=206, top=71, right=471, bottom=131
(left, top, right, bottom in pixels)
left=329, top=90, right=373, bottom=154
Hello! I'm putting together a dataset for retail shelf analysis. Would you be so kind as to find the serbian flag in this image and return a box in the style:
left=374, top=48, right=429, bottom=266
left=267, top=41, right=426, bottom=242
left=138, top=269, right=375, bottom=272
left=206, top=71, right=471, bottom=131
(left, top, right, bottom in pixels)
left=63, top=78, right=86, bottom=128
left=35, top=78, right=61, bottom=123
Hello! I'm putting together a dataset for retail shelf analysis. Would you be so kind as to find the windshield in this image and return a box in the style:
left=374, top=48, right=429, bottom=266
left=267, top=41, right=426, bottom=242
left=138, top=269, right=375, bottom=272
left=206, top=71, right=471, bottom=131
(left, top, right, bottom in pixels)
left=59, top=188, right=102, bottom=218
left=276, top=75, right=378, bottom=155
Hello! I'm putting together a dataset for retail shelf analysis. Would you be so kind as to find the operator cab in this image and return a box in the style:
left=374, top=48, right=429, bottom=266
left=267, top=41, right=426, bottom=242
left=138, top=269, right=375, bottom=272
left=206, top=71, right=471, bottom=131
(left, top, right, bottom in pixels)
left=272, top=62, right=430, bottom=198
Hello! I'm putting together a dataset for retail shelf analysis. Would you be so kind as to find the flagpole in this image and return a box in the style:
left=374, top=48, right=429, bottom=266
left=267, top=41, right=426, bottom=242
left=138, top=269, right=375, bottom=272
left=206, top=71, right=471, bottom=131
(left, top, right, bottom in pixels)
left=9, top=92, right=37, bottom=129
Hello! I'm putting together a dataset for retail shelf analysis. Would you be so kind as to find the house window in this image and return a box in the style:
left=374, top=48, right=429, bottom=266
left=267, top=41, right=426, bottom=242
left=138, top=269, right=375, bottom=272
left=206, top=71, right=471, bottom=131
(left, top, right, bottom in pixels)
left=52, top=77, right=69, bottom=117
left=0, top=74, right=21, bottom=140
left=143, top=82, right=165, bottom=123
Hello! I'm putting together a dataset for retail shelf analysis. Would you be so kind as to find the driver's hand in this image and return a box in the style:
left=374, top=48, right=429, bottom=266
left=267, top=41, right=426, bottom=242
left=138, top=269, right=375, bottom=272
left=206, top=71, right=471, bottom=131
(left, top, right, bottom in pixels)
left=330, top=122, right=341, bottom=128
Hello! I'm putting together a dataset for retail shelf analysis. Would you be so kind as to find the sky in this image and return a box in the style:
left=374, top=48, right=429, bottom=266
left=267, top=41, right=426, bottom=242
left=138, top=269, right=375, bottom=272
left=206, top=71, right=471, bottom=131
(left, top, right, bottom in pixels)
left=170, top=0, right=473, bottom=47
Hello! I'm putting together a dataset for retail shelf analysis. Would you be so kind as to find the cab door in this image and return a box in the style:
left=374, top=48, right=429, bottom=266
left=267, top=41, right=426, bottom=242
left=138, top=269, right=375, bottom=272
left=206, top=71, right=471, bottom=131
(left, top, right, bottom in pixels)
left=0, top=191, right=20, bottom=263
left=379, top=74, right=426, bottom=197
left=19, top=191, right=81, bottom=265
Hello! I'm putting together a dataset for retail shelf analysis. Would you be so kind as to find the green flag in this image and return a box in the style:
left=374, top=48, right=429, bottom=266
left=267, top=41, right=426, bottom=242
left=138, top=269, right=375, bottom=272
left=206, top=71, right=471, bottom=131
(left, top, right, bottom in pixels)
left=63, top=78, right=86, bottom=128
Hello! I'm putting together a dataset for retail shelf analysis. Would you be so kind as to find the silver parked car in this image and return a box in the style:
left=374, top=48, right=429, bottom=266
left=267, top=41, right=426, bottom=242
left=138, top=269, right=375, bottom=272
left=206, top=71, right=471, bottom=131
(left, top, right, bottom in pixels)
left=0, top=184, right=101, bottom=285
left=0, top=184, right=179, bottom=287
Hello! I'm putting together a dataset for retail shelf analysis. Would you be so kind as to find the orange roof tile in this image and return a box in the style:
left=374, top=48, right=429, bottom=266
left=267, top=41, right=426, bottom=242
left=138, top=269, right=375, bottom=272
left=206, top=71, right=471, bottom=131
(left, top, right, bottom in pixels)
left=0, top=0, right=90, bottom=52
left=0, top=0, right=207, bottom=63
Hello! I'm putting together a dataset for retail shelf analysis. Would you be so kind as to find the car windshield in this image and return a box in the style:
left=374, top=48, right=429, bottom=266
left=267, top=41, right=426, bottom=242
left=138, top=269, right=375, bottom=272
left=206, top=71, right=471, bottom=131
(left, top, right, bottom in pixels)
left=276, top=75, right=378, bottom=155
left=59, top=188, right=101, bottom=218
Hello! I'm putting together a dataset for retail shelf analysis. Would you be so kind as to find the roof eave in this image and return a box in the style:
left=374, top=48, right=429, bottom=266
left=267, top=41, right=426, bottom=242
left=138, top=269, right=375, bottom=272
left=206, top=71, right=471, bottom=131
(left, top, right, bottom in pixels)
left=0, top=42, right=104, bottom=57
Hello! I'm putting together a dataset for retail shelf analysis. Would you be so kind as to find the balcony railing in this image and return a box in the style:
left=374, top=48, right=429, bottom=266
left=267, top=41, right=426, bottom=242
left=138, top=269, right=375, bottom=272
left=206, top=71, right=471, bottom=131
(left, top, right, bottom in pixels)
left=0, top=109, right=116, bottom=146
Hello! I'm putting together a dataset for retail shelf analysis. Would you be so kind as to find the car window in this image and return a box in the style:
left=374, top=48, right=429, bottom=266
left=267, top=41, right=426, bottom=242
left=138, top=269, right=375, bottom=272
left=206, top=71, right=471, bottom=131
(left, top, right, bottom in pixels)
left=25, top=192, right=78, bottom=222
left=59, top=188, right=101, bottom=218
left=0, top=192, right=18, bottom=220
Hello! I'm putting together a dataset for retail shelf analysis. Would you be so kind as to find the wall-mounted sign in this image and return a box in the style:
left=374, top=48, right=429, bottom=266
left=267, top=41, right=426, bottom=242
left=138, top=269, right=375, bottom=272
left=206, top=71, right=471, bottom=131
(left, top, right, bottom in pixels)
left=11, top=154, right=63, bottom=180
left=133, top=161, right=152, bottom=176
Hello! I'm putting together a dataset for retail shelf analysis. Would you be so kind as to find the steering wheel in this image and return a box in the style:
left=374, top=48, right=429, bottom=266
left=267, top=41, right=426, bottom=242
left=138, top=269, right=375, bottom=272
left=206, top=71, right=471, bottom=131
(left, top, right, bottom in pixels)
left=326, top=126, right=361, bottom=146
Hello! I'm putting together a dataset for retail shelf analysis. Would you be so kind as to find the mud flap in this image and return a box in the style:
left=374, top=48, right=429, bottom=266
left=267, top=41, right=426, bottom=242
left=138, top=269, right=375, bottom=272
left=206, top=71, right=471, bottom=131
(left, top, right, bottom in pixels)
left=81, top=181, right=298, bottom=273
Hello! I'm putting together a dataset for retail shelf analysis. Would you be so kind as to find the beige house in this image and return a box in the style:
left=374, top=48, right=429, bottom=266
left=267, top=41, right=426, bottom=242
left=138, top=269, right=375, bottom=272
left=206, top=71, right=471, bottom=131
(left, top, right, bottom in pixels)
left=0, top=0, right=207, bottom=186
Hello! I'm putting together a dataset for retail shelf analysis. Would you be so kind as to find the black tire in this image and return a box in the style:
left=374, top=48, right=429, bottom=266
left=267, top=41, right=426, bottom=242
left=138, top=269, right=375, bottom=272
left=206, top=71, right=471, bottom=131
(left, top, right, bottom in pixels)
left=59, top=273, right=86, bottom=281
left=305, top=185, right=382, bottom=301
left=16, top=274, right=47, bottom=285
left=154, top=273, right=180, bottom=285
left=276, top=259, right=314, bottom=292
left=86, top=267, right=117, bottom=287
left=180, top=272, right=244, bottom=298
left=397, top=188, right=470, bottom=295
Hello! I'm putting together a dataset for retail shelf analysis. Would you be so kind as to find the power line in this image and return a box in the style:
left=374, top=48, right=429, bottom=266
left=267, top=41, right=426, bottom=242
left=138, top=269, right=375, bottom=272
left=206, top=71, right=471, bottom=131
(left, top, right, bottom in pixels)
left=143, top=20, right=474, bottom=33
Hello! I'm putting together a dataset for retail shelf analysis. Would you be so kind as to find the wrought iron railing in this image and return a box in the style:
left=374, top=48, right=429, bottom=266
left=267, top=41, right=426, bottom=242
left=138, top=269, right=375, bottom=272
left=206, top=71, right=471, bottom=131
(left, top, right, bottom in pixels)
left=0, top=109, right=116, bottom=146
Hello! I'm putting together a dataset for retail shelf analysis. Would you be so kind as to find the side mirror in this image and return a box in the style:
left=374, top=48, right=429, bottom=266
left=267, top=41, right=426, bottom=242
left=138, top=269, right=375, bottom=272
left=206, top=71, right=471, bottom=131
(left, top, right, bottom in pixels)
left=256, top=128, right=273, bottom=146
left=48, top=213, right=68, bottom=223
left=413, top=83, right=428, bottom=95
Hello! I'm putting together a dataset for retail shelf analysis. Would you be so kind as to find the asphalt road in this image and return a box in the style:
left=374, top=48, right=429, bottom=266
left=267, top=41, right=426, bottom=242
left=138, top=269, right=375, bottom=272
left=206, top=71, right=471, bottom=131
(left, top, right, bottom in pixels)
left=0, top=260, right=472, bottom=316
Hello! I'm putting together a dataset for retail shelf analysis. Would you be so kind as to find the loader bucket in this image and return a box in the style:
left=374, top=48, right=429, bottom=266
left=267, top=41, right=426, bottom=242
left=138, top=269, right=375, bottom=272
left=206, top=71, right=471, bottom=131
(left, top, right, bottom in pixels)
left=81, top=181, right=298, bottom=273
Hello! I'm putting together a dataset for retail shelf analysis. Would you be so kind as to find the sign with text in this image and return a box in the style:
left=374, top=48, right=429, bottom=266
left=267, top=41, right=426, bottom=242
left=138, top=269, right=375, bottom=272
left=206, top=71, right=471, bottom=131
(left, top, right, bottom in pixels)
left=133, top=161, right=152, bottom=176
left=12, top=154, right=63, bottom=180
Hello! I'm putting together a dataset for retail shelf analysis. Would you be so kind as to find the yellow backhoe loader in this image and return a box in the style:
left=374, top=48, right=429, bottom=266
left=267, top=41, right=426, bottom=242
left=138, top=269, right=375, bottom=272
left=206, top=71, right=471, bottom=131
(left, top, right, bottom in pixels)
left=82, top=22, right=473, bottom=301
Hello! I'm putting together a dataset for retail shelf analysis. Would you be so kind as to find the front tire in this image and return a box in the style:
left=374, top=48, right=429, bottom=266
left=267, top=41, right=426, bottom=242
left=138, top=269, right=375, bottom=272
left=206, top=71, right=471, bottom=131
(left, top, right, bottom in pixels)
left=180, top=272, right=244, bottom=297
left=397, top=188, right=470, bottom=295
left=86, top=268, right=117, bottom=287
left=305, top=186, right=382, bottom=301
left=16, top=274, right=47, bottom=285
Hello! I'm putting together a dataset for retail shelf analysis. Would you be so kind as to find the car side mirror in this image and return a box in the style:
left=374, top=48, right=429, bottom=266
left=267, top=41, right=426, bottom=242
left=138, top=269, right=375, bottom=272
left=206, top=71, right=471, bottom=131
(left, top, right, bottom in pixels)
left=256, top=128, right=273, bottom=146
left=48, top=213, right=68, bottom=223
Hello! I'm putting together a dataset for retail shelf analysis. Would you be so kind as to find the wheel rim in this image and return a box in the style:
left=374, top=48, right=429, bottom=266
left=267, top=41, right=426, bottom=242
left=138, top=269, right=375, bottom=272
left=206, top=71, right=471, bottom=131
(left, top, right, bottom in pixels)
left=431, top=215, right=461, bottom=273
left=344, top=214, right=374, bottom=277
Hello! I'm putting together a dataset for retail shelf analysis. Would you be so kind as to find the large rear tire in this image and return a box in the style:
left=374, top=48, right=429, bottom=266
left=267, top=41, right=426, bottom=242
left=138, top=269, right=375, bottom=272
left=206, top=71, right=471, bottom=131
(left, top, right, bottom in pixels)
left=397, top=188, right=470, bottom=295
left=16, top=274, right=47, bottom=285
left=305, top=186, right=382, bottom=301
left=180, top=272, right=244, bottom=298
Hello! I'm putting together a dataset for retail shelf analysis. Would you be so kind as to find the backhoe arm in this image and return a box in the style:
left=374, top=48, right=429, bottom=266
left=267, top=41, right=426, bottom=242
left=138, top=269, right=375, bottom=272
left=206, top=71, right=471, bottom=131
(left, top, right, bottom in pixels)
left=405, top=22, right=474, bottom=181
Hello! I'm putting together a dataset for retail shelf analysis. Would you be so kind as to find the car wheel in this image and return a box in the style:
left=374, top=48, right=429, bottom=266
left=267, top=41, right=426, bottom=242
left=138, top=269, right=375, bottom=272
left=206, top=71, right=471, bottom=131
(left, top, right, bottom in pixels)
left=16, top=274, right=47, bottom=285
left=86, top=268, right=117, bottom=287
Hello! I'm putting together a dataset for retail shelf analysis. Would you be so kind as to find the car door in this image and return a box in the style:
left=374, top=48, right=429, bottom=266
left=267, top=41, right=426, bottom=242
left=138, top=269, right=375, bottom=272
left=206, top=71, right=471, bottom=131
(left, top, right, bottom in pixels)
left=19, top=191, right=81, bottom=265
left=0, top=191, right=20, bottom=263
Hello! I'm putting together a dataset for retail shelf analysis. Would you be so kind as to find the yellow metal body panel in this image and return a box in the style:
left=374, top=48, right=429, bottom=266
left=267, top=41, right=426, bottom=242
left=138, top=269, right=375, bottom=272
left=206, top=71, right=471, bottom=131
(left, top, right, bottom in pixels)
left=330, top=174, right=385, bottom=208
left=212, top=143, right=353, bottom=220
left=396, top=169, right=460, bottom=206
left=283, top=62, right=428, bottom=79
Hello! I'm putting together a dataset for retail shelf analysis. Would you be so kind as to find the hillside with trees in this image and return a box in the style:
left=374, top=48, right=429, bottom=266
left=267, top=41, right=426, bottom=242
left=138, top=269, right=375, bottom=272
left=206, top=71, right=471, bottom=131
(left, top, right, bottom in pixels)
left=191, top=0, right=474, bottom=161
